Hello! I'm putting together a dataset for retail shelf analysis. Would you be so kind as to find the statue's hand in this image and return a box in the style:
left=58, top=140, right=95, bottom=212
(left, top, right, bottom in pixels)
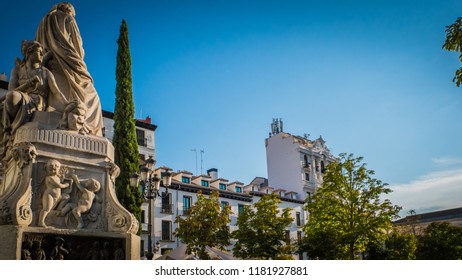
left=71, top=173, right=78, bottom=181
left=28, top=75, right=41, bottom=88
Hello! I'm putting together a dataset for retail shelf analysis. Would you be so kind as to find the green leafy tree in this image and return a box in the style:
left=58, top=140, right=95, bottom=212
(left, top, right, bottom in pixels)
left=233, top=193, right=294, bottom=260
left=416, top=222, right=462, bottom=260
left=443, top=17, right=462, bottom=87
left=362, top=230, right=416, bottom=260
left=299, top=227, right=348, bottom=259
left=303, top=153, right=401, bottom=259
left=174, top=191, right=231, bottom=259
left=385, top=230, right=416, bottom=260
left=113, top=20, right=141, bottom=232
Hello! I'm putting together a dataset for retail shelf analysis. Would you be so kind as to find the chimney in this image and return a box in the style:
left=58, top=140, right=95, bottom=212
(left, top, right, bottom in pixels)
left=207, top=168, right=218, bottom=181
left=138, top=115, right=151, bottom=124
left=0, top=72, right=7, bottom=82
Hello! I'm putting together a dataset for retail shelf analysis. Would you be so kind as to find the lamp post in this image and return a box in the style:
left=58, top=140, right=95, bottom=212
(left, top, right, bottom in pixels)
left=130, top=156, right=172, bottom=260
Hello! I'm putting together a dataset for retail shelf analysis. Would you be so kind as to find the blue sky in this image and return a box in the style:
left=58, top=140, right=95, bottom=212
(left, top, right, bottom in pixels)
left=1, top=0, right=462, bottom=215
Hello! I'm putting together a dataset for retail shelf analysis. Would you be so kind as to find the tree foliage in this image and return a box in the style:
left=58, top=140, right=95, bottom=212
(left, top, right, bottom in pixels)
left=174, top=191, right=231, bottom=260
left=443, top=17, right=462, bottom=87
left=416, top=222, right=462, bottom=260
left=384, top=230, right=416, bottom=260
left=113, top=20, right=141, bottom=232
left=232, top=193, right=294, bottom=260
left=299, top=227, right=348, bottom=259
left=303, top=153, right=401, bottom=259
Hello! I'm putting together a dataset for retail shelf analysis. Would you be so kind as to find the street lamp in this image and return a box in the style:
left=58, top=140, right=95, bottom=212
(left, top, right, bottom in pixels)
left=129, top=156, right=172, bottom=260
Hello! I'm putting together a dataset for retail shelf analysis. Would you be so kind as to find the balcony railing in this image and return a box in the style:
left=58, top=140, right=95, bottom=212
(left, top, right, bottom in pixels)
left=161, top=204, right=174, bottom=214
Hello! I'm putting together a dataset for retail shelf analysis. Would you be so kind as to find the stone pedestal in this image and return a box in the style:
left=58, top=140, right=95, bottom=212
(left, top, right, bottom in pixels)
left=0, top=112, right=140, bottom=259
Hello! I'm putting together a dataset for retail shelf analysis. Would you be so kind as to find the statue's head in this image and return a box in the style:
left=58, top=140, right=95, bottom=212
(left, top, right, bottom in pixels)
left=45, top=159, right=61, bottom=175
left=84, top=178, right=101, bottom=192
left=21, top=40, right=43, bottom=64
left=50, top=2, right=76, bottom=17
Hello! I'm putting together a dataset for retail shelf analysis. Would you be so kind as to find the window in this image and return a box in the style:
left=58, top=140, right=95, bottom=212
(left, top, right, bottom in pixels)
left=183, top=196, right=192, bottom=215
left=161, top=220, right=172, bottom=241
left=305, top=173, right=310, bottom=181
left=201, top=180, right=209, bottom=187
left=181, top=177, right=190, bottom=184
left=235, top=186, right=242, bottom=193
left=221, top=201, right=229, bottom=211
left=161, top=192, right=172, bottom=213
left=321, top=161, right=325, bottom=173
left=141, top=210, right=145, bottom=224
left=140, top=240, right=145, bottom=257
left=238, top=204, right=245, bottom=216
left=304, top=155, right=309, bottom=167
left=307, top=192, right=311, bottom=202
left=297, top=231, right=302, bottom=243
left=219, top=183, right=227, bottom=190
left=161, top=192, right=171, bottom=205
left=285, top=230, right=291, bottom=244
left=136, top=129, right=146, bottom=146
left=296, top=212, right=301, bottom=226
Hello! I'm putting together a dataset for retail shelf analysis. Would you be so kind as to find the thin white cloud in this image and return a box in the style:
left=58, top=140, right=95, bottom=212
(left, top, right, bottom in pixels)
left=432, top=156, right=462, bottom=166
left=387, top=168, right=462, bottom=216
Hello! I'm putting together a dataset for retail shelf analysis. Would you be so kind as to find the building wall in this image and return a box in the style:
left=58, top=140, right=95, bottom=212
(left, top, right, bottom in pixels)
left=266, top=131, right=336, bottom=200
left=266, top=133, right=305, bottom=199
left=102, top=112, right=156, bottom=162
left=139, top=169, right=307, bottom=260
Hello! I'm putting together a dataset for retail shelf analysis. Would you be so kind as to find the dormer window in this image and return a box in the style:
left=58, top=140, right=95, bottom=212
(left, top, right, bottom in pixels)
left=201, top=180, right=209, bottom=187
left=235, top=186, right=242, bottom=193
left=219, top=183, right=227, bottom=190
left=182, top=177, right=190, bottom=184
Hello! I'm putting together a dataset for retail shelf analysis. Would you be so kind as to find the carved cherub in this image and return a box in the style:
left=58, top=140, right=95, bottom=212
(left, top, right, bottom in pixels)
left=58, top=174, right=100, bottom=229
left=37, top=159, right=70, bottom=227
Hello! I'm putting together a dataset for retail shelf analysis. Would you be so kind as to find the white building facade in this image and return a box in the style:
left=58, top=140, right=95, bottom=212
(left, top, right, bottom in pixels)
left=144, top=167, right=307, bottom=259
left=266, top=118, right=336, bottom=200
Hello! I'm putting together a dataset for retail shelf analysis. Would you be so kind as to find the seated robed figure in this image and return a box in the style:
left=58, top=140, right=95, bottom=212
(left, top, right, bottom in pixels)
left=0, top=40, right=68, bottom=161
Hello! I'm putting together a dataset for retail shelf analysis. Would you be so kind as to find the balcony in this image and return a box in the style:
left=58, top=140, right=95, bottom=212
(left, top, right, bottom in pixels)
left=161, top=204, right=174, bottom=214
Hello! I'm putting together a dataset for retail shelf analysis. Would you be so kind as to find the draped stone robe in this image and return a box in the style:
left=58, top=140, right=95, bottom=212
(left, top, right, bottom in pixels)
left=36, top=7, right=103, bottom=136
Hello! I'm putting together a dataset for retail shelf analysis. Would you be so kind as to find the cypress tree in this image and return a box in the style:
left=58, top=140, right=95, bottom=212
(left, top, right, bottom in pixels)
left=113, top=19, right=142, bottom=233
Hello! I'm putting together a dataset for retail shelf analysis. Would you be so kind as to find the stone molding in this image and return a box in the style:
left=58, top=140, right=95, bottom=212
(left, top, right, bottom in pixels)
left=14, top=127, right=111, bottom=157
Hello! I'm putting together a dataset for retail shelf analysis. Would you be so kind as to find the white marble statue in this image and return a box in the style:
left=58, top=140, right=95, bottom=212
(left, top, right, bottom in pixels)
left=36, top=2, right=104, bottom=136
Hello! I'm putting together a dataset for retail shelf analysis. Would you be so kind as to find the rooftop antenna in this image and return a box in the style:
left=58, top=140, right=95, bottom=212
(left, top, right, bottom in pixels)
left=200, top=149, right=205, bottom=175
left=191, top=149, right=198, bottom=175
